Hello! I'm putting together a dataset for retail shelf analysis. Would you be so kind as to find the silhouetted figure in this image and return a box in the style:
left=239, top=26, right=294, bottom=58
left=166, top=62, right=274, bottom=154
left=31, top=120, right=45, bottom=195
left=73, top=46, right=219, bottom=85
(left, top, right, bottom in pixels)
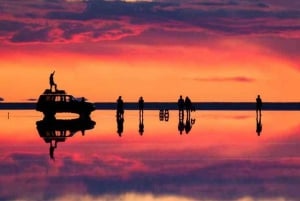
left=256, top=114, right=262, bottom=136
left=256, top=95, right=262, bottom=116
left=139, top=100, right=144, bottom=135
left=49, top=71, right=57, bottom=92
left=185, top=96, right=192, bottom=119
left=49, top=140, right=57, bottom=161
left=117, top=115, right=124, bottom=137
left=138, top=96, right=144, bottom=116
left=117, top=96, right=124, bottom=119
left=178, top=95, right=184, bottom=113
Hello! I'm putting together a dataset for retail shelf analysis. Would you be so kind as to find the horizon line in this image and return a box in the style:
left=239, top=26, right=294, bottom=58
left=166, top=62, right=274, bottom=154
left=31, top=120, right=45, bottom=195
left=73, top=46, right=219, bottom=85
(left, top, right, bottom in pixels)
left=1, top=102, right=300, bottom=110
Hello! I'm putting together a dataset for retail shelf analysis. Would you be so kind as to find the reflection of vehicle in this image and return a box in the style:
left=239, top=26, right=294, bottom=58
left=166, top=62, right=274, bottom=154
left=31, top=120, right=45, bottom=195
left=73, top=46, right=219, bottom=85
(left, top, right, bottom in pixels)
left=36, top=89, right=95, bottom=117
left=36, top=117, right=96, bottom=160
left=36, top=117, right=96, bottom=139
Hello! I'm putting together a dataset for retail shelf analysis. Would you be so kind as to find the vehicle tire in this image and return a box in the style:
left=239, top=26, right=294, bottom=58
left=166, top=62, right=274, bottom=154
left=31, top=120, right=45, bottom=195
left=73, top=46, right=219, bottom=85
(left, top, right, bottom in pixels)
left=43, top=111, right=55, bottom=118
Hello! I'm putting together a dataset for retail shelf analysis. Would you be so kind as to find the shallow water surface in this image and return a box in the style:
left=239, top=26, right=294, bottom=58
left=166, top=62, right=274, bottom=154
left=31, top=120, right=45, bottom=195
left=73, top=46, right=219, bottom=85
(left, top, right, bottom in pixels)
left=0, top=110, right=300, bottom=201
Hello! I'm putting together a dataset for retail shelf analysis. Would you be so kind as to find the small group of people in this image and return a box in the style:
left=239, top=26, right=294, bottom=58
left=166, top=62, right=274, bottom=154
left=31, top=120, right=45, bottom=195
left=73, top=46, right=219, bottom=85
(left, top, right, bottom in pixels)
left=116, top=96, right=144, bottom=136
left=178, top=95, right=194, bottom=116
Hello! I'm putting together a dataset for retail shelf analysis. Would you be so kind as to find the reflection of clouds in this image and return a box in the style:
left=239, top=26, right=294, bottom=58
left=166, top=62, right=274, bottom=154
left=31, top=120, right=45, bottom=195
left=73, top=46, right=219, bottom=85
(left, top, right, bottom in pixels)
left=52, top=194, right=292, bottom=201
left=52, top=193, right=195, bottom=201
left=1, top=151, right=300, bottom=201
left=258, top=126, right=300, bottom=158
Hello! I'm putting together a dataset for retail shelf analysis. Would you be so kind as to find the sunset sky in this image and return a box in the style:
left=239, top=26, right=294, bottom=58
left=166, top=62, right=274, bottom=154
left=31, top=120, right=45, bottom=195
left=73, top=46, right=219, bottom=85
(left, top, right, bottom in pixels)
left=0, top=0, right=299, bottom=102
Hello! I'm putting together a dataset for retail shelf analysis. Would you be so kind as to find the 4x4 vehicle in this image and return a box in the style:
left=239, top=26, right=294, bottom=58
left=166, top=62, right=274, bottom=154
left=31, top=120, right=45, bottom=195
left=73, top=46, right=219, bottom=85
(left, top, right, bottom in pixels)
left=36, top=89, right=95, bottom=118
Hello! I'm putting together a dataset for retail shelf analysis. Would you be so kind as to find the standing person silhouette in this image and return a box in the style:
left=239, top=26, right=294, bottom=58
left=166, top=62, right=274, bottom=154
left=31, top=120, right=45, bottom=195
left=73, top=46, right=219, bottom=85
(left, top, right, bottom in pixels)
left=256, top=95, right=262, bottom=116
left=117, top=96, right=124, bottom=118
left=178, top=95, right=184, bottom=113
left=185, top=96, right=192, bottom=119
left=138, top=96, right=144, bottom=115
left=49, top=71, right=57, bottom=92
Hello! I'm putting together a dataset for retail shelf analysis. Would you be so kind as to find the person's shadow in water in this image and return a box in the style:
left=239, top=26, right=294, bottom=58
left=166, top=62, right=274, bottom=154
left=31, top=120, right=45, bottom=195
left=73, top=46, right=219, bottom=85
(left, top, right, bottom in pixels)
left=185, top=114, right=195, bottom=134
left=117, top=115, right=124, bottom=137
left=256, top=113, right=262, bottom=136
left=178, top=109, right=185, bottom=134
left=139, top=110, right=144, bottom=136
left=49, top=140, right=58, bottom=161
left=178, top=101, right=196, bottom=134
left=138, top=97, right=144, bottom=135
left=255, top=95, right=263, bottom=136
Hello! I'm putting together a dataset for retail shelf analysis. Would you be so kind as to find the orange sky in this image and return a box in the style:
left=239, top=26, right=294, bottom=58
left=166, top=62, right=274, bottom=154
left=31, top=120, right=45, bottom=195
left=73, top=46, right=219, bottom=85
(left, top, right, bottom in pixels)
left=0, top=38, right=299, bottom=102
left=0, top=0, right=299, bottom=102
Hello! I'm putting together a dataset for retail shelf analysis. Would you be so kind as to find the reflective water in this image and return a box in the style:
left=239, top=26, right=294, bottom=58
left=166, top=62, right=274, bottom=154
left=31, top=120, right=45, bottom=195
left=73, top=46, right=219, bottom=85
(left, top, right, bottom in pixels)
left=0, top=110, right=300, bottom=201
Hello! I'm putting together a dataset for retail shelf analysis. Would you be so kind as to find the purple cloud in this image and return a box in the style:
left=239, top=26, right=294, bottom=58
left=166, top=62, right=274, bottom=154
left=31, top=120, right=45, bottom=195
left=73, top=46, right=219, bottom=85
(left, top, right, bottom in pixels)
left=0, top=0, right=299, bottom=44
left=194, top=76, right=255, bottom=82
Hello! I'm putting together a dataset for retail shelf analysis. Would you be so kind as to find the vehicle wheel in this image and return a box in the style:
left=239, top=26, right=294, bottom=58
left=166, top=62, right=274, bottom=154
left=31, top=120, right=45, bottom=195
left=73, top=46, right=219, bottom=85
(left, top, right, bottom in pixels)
left=43, top=111, right=55, bottom=118
left=80, top=112, right=90, bottom=119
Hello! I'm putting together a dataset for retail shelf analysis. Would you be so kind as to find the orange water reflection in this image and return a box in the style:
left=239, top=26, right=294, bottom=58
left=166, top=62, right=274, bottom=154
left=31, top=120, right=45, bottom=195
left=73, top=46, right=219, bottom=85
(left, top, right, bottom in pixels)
left=0, top=110, right=300, bottom=200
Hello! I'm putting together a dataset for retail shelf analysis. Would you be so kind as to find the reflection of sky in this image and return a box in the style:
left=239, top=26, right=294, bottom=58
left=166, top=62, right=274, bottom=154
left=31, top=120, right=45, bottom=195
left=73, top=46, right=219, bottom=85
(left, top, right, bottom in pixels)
left=1, top=110, right=300, bottom=201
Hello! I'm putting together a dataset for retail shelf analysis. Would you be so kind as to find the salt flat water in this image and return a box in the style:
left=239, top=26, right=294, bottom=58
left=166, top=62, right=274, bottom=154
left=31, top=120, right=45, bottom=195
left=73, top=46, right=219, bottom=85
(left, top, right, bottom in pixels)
left=0, top=110, right=300, bottom=201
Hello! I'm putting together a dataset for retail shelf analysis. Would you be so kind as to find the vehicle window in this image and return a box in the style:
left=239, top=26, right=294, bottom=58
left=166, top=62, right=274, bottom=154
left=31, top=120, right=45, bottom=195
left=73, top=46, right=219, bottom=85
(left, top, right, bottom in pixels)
left=55, top=96, right=61, bottom=102
left=45, top=96, right=52, bottom=102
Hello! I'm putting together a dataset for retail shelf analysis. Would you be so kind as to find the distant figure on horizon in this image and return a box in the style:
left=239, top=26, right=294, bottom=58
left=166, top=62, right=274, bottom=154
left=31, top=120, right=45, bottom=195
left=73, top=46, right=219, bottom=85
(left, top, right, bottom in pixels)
left=178, top=95, right=184, bottom=113
left=138, top=96, right=144, bottom=115
left=117, top=96, right=124, bottom=118
left=256, top=95, right=262, bottom=116
left=49, top=71, right=57, bottom=92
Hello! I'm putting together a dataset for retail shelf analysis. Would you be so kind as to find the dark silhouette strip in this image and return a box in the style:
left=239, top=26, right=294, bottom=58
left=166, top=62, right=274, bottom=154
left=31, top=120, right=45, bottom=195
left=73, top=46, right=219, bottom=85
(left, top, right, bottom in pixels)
left=2, top=102, right=300, bottom=110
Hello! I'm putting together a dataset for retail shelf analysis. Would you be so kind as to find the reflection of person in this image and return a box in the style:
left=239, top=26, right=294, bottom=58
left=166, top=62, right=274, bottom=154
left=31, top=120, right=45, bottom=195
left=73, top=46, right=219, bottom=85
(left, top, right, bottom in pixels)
left=178, top=106, right=185, bottom=134
left=178, top=119, right=184, bottom=134
left=256, top=115, right=262, bottom=136
left=256, top=95, right=262, bottom=116
left=139, top=122, right=144, bottom=136
left=49, top=140, right=57, bottom=161
left=49, top=71, right=57, bottom=92
left=138, top=97, right=144, bottom=135
left=185, top=119, right=192, bottom=134
left=117, top=116, right=124, bottom=137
